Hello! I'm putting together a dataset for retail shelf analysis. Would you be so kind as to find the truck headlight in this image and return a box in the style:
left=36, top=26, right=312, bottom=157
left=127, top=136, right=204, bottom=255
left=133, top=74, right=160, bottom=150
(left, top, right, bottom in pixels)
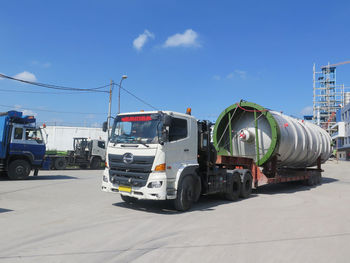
left=148, top=181, right=163, bottom=188
left=103, top=175, right=108, bottom=182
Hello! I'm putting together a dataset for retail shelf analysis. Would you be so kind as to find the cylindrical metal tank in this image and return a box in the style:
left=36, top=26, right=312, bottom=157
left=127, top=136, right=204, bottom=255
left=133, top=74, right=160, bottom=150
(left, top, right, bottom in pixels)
left=213, top=101, right=332, bottom=168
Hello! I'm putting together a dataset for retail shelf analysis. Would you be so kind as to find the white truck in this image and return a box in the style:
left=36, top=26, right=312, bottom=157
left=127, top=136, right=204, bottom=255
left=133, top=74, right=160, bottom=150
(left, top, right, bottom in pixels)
left=101, top=110, right=252, bottom=211
left=101, top=105, right=326, bottom=211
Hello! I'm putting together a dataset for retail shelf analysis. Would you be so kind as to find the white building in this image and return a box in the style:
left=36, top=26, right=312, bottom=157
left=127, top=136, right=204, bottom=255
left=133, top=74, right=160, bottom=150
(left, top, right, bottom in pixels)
left=332, top=103, right=350, bottom=160
left=42, top=125, right=107, bottom=151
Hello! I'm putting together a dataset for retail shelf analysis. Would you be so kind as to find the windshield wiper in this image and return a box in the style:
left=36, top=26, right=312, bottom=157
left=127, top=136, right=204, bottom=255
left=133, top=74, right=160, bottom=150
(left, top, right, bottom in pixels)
left=138, top=142, right=149, bottom=148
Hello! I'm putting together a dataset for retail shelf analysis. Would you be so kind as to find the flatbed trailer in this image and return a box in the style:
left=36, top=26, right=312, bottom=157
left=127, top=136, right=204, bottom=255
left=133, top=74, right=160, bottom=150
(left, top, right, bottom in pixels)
left=216, top=155, right=322, bottom=188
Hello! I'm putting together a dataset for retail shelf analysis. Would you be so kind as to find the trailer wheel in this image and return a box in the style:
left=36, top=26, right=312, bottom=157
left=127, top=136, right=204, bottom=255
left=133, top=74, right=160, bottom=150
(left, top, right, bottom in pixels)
left=121, top=195, right=138, bottom=204
left=8, top=160, right=31, bottom=180
left=306, top=175, right=316, bottom=186
left=90, top=157, right=101, bottom=169
left=174, top=176, right=195, bottom=211
left=54, top=158, right=67, bottom=170
left=240, top=170, right=252, bottom=198
left=224, top=172, right=241, bottom=201
left=316, top=174, right=322, bottom=185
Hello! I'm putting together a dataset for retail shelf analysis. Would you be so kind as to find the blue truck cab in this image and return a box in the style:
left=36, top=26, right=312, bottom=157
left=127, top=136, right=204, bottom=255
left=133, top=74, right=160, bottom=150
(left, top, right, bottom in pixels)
left=0, top=111, right=50, bottom=179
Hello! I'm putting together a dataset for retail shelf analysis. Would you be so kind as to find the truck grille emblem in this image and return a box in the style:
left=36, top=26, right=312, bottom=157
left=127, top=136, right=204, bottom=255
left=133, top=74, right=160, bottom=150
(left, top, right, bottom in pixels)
left=123, top=153, right=134, bottom=164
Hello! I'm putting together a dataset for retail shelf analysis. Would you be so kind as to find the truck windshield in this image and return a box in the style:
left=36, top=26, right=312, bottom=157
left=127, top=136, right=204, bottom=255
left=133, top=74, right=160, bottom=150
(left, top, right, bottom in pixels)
left=25, top=128, right=44, bottom=143
left=110, top=114, right=162, bottom=144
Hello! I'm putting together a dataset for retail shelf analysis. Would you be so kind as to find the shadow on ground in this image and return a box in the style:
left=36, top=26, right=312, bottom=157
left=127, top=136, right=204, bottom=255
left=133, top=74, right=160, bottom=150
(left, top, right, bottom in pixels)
left=28, top=175, right=78, bottom=180
left=113, top=194, right=259, bottom=215
left=0, top=208, right=13, bottom=214
left=256, top=177, right=338, bottom=195
left=112, top=177, right=338, bottom=214
left=0, top=174, right=78, bottom=181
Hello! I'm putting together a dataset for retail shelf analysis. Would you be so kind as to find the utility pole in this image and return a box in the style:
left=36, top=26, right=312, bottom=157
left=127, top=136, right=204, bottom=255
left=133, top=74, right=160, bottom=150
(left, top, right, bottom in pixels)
left=107, top=79, right=113, bottom=137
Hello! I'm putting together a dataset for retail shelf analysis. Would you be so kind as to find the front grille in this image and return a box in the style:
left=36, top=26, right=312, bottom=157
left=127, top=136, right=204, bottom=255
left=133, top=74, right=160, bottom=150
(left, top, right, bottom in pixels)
left=108, top=154, right=155, bottom=187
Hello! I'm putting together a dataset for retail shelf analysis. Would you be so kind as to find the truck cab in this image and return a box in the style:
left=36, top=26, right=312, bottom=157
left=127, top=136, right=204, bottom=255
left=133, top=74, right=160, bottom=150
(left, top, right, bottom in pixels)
left=101, top=111, right=199, bottom=204
left=0, top=111, right=49, bottom=179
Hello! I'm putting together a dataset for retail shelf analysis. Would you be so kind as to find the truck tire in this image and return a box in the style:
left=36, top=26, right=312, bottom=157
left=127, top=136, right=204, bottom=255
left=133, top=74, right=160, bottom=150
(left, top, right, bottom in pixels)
left=317, top=174, right=322, bottom=185
left=193, top=175, right=202, bottom=202
left=224, top=172, right=241, bottom=201
left=306, top=175, right=316, bottom=186
left=90, top=157, right=100, bottom=169
left=240, top=170, right=252, bottom=198
left=121, top=195, right=138, bottom=204
left=174, top=176, right=195, bottom=211
left=8, top=160, right=31, bottom=180
left=54, top=158, right=67, bottom=170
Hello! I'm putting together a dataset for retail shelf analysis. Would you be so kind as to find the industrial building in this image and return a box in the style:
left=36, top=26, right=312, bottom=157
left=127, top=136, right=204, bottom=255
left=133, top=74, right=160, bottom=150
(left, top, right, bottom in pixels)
left=42, top=125, right=107, bottom=151
left=312, top=62, right=347, bottom=135
left=332, top=102, right=350, bottom=160
left=313, top=61, right=350, bottom=160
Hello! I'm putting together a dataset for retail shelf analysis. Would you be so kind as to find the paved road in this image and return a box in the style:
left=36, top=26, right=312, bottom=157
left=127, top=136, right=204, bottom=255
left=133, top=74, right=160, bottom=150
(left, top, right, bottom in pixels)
left=0, top=161, right=350, bottom=263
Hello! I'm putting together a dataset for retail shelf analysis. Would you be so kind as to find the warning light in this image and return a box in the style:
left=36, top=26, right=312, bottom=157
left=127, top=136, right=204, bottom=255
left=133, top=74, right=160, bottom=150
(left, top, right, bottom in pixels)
left=43, top=123, right=46, bottom=128
left=186, top=108, right=192, bottom=115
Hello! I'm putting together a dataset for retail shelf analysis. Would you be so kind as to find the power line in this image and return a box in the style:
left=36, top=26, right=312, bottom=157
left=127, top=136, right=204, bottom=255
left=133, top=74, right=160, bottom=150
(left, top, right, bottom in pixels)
left=0, top=73, right=109, bottom=93
left=0, top=88, right=107, bottom=95
left=117, top=84, right=159, bottom=111
left=0, top=104, right=107, bottom=115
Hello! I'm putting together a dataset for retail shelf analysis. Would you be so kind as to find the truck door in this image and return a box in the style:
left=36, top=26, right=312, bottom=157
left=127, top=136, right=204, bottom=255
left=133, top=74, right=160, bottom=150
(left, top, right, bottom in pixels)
left=9, top=126, right=25, bottom=153
left=23, top=128, right=45, bottom=165
left=164, top=117, right=197, bottom=180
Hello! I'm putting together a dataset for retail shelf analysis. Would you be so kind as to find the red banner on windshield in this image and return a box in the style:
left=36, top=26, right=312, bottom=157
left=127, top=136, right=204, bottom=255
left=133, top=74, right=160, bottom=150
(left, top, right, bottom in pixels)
left=121, top=116, right=152, bottom=122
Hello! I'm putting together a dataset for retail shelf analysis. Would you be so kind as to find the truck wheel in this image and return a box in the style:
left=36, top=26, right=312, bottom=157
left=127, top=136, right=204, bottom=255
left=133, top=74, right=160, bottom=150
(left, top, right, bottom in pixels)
left=240, top=170, right=252, bottom=198
left=54, top=158, right=67, bottom=170
left=8, top=160, right=31, bottom=180
left=193, top=175, right=202, bottom=202
left=224, top=172, right=241, bottom=201
left=121, top=195, right=138, bottom=204
left=90, top=157, right=100, bottom=169
left=174, top=176, right=195, bottom=211
left=315, top=174, right=322, bottom=185
left=306, top=175, right=316, bottom=186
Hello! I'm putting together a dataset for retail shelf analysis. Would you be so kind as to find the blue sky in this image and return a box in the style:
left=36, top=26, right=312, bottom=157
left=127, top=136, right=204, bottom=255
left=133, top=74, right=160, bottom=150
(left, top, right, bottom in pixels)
left=1, top=0, right=350, bottom=126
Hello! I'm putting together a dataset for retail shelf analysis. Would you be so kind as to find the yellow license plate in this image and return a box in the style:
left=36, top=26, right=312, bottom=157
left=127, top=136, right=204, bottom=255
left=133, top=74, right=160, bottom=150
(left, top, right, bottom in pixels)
left=118, top=186, right=131, bottom=193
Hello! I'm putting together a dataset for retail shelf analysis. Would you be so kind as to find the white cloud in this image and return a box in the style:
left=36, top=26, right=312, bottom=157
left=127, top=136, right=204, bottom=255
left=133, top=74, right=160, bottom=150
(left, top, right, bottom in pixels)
left=225, top=70, right=247, bottom=80
left=23, top=109, right=37, bottom=117
left=213, top=75, right=221, bottom=80
left=226, top=73, right=234, bottom=79
left=133, top=30, right=155, bottom=51
left=13, top=71, right=37, bottom=82
left=42, top=62, right=51, bottom=68
left=300, top=106, right=313, bottom=116
left=13, top=104, right=37, bottom=117
left=164, top=29, right=200, bottom=48
left=32, top=61, right=51, bottom=68
left=234, top=70, right=247, bottom=79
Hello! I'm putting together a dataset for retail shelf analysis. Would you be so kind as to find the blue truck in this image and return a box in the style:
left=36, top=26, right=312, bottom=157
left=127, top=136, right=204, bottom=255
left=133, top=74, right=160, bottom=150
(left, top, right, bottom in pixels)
left=0, top=111, right=49, bottom=179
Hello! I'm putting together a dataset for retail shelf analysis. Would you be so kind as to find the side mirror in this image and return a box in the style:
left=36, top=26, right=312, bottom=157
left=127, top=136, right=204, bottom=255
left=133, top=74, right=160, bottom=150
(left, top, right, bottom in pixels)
left=163, top=115, right=172, bottom=127
left=159, top=128, right=169, bottom=145
left=102, top=121, right=108, bottom=132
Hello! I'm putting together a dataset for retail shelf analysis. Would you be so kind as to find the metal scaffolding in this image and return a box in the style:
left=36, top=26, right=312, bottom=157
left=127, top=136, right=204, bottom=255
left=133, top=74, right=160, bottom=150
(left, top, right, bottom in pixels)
left=313, top=63, right=345, bottom=134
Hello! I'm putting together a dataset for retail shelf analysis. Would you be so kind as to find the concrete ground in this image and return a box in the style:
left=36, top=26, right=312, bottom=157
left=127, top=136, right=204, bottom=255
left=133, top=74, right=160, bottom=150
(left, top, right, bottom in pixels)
left=0, top=160, right=350, bottom=263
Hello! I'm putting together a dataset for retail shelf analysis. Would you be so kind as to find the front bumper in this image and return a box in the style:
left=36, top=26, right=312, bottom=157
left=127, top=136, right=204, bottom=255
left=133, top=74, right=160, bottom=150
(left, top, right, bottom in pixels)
left=101, top=168, right=169, bottom=200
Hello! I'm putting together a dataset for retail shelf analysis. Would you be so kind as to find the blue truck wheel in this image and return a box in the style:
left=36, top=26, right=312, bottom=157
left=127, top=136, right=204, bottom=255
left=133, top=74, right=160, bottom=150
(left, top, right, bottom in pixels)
left=8, top=160, right=31, bottom=180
